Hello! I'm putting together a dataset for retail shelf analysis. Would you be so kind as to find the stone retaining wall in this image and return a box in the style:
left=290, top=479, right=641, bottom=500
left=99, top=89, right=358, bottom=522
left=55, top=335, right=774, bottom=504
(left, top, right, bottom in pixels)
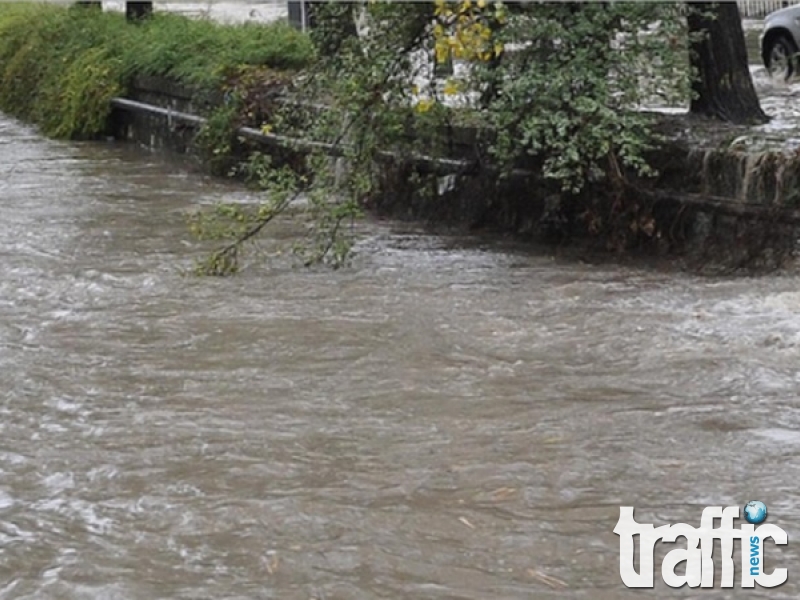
left=109, top=77, right=800, bottom=269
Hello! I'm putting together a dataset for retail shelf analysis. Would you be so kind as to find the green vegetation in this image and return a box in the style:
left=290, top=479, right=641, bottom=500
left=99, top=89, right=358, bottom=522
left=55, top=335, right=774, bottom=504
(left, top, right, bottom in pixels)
left=0, top=2, right=313, bottom=138
left=191, top=2, right=699, bottom=273
left=0, top=2, right=774, bottom=273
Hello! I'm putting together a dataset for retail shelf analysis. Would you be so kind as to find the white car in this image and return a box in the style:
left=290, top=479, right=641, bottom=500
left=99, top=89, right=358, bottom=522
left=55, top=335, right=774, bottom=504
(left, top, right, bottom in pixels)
left=761, top=4, right=800, bottom=79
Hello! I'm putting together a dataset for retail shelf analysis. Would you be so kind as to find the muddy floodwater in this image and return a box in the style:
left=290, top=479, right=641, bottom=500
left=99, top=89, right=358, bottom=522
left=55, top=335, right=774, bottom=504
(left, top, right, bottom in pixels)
left=2, top=110, right=800, bottom=599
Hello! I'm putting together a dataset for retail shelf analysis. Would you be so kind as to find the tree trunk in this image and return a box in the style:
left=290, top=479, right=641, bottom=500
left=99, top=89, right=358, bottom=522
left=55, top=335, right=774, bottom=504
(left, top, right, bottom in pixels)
left=687, top=2, right=768, bottom=124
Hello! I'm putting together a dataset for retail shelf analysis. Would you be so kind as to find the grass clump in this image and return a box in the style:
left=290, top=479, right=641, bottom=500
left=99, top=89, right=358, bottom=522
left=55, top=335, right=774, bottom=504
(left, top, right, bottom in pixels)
left=0, top=3, right=314, bottom=139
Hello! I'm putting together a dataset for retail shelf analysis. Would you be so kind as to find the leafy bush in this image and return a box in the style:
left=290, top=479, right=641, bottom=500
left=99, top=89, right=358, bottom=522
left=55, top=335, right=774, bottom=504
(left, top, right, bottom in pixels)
left=185, top=2, right=700, bottom=272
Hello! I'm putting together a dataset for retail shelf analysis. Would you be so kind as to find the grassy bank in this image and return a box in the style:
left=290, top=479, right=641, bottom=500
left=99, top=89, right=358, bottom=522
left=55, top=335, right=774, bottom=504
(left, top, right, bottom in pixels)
left=0, top=3, right=314, bottom=138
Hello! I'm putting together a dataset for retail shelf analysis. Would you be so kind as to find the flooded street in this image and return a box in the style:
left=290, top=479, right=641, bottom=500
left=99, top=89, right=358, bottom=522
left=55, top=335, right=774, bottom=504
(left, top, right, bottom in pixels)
left=2, top=110, right=800, bottom=599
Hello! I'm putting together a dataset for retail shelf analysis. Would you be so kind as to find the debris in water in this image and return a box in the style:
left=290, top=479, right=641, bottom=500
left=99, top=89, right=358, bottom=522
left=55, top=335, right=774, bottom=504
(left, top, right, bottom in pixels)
left=264, top=552, right=279, bottom=575
left=489, top=487, right=517, bottom=501
left=458, top=516, right=476, bottom=529
left=527, top=569, right=569, bottom=589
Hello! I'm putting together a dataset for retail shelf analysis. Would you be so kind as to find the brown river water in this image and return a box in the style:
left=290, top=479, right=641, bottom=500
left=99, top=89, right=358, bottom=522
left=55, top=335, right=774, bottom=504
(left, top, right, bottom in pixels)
left=2, top=112, right=800, bottom=599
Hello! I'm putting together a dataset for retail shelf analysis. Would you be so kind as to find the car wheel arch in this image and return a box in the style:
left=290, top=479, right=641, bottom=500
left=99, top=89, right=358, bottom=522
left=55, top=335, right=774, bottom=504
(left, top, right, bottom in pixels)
left=762, top=26, right=798, bottom=63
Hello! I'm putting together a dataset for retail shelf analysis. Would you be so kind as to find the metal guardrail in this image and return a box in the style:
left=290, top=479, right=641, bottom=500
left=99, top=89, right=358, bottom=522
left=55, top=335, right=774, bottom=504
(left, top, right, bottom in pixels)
left=109, top=96, right=479, bottom=175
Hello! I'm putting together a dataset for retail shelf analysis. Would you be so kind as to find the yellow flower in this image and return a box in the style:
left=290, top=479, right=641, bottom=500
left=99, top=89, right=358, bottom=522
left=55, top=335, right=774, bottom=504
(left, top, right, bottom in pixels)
left=260, top=123, right=273, bottom=135
left=493, top=41, right=504, bottom=56
left=477, top=0, right=486, bottom=7
left=415, top=98, right=435, bottom=113
left=443, top=79, right=460, bottom=96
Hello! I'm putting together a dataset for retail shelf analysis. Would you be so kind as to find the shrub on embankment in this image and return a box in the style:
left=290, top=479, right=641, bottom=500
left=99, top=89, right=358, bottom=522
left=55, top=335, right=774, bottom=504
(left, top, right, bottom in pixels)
left=0, top=3, right=314, bottom=138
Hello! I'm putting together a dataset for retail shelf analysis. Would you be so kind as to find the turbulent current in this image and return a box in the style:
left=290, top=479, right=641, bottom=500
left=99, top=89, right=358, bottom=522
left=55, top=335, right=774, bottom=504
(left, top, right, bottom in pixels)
left=2, top=113, right=800, bottom=599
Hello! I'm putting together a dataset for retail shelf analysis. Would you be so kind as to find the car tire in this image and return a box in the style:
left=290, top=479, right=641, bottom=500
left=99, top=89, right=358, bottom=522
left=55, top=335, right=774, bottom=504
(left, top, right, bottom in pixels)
left=764, top=33, right=798, bottom=81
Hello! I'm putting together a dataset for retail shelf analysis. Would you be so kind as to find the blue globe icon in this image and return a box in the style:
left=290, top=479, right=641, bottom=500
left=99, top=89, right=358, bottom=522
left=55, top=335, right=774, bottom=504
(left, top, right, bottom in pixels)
left=744, top=501, right=767, bottom=524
